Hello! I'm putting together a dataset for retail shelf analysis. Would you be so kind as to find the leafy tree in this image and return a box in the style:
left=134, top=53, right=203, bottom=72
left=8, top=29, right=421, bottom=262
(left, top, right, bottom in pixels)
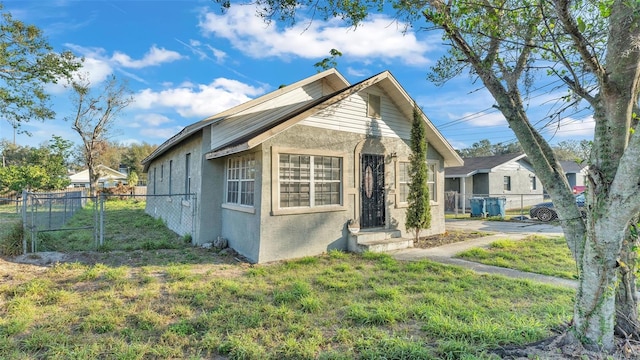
left=458, top=139, right=522, bottom=157
left=0, top=5, right=81, bottom=132
left=0, top=135, right=72, bottom=191
left=215, top=0, right=640, bottom=352
left=552, top=139, right=592, bottom=161
left=121, top=142, right=157, bottom=183
left=0, top=140, right=30, bottom=167
left=67, top=75, right=134, bottom=197
left=405, top=104, right=431, bottom=242
left=127, top=171, right=139, bottom=187
left=314, top=48, right=342, bottom=71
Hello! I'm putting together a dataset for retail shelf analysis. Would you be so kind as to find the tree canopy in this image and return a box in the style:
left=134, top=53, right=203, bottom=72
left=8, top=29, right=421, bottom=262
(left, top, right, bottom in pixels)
left=0, top=135, right=72, bottom=192
left=0, top=5, right=81, bottom=132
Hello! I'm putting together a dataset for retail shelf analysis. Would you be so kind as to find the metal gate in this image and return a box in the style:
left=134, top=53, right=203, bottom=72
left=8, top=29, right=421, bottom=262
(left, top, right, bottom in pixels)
left=21, top=189, right=95, bottom=253
left=360, top=154, right=385, bottom=228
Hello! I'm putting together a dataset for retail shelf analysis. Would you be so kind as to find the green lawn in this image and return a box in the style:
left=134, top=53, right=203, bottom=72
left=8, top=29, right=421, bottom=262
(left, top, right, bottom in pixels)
left=0, top=251, right=574, bottom=359
left=0, top=201, right=576, bottom=359
left=35, top=199, right=187, bottom=252
left=457, top=236, right=578, bottom=279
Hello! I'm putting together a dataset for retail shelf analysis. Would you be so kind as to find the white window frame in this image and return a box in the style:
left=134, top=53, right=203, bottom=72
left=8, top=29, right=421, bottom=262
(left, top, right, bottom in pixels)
left=427, top=162, right=437, bottom=202
left=503, top=175, right=512, bottom=191
left=224, top=153, right=256, bottom=209
left=395, top=159, right=439, bottom=207
left=271, top=147, right=346, bottom=216
left=397, top=161, right=411, bottom=205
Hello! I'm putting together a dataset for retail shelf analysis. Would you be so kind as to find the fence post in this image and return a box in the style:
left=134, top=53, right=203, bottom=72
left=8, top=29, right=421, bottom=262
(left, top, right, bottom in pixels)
left=192, top=194, right=197, bottom=245
left=21, top=190, right=27, bottom=254
left=99, top=194, right=105, bottom=247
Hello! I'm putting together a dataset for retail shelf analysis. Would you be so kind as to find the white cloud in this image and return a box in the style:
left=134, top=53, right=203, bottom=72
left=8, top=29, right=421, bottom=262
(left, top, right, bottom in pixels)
left=132, top=78, right=268, bottom=118
left=346, top=67, right=369, bottom=77
left=111, top=45, right=184, bottom=69
left=134, top=113, right=174, bottom=127
left=463, top=111, right=507, bottom=127
left=140, top=126, right=185, bottom=139
left=198, top=6, right=434, bottom=66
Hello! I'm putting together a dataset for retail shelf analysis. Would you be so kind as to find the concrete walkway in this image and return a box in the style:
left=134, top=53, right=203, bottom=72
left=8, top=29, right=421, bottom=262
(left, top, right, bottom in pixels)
left=391, top=220, right=578, bottom=289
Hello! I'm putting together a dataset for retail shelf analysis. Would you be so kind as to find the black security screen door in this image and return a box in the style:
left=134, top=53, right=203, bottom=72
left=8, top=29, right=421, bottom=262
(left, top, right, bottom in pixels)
left=360, top=154, right=385, bottom=228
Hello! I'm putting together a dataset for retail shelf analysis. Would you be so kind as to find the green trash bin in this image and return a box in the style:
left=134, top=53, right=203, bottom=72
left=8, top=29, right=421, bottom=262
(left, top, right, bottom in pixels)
left=469, top=197, right=486, bottom=217
left=485, top=197, right=506, bottom=218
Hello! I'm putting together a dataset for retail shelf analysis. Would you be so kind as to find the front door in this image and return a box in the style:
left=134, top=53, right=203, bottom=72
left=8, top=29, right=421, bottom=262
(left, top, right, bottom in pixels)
left=360, top=154, right=385, bottom=228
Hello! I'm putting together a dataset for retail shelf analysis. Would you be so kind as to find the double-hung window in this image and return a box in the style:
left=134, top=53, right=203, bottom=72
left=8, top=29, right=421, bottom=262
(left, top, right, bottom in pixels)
left=226, top=154, right=255, bottom=206
left=398, top=161, right=437, bottom=203
left=398, top=162, right=410, bottom=203
left=503, top=176, right=512, bottom=191
left=427, top=163, right=436, bottom=201
left=279, top=154, right=341, bottom=208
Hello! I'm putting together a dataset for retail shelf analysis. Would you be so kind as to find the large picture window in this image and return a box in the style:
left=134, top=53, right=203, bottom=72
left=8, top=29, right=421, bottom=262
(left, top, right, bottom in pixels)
left=279, top=154, right=342, bottom=208
left=226, top=154, right=255, bottom=206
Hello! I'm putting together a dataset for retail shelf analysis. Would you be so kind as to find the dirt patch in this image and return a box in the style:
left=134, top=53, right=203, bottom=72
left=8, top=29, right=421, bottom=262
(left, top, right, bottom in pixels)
left=413, top=229, right=493, bottom=248
left=2, top=247, right=243, bottom=269
left=492, top=331, right=639, bottom=359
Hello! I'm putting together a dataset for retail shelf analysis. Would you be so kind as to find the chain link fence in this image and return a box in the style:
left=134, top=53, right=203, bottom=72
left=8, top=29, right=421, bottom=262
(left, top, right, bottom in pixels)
left=0, top=194, right=22, bottom=255
left=0, top=190, right=197, bottom=254
left=99, top=193, right=196, bottom=251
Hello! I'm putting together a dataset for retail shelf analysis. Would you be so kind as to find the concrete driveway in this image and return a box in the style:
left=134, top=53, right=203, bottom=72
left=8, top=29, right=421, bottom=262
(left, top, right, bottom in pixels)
left=445, top=219, right=564, bottom=237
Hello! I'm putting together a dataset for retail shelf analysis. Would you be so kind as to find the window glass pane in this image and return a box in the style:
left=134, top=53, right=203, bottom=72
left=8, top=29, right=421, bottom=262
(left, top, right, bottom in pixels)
left=279, top=154, right=341, bottom=208
left=226, top=154, right=255, bottom=206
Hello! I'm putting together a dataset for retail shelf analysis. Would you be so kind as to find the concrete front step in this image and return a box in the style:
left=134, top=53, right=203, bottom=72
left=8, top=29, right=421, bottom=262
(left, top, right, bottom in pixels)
left=348, top=229, right=413, bottom=253
left=357, top=237, right=414, bottom=253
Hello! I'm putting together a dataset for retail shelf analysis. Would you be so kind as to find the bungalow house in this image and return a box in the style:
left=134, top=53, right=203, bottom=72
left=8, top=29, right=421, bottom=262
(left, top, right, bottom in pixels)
left=444, top=153, right=544, bottom=212
left=68, top=165, right=128, bottom=189
left=141, top=69, right=462, bottom=263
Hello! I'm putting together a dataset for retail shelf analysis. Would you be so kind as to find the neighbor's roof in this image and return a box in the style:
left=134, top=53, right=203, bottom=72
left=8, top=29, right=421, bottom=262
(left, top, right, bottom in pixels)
left=559, top=160, right=587, bottom=173
left=445, top=153, right=527, bottom=177
left=69, top=165, right=127, bottom=183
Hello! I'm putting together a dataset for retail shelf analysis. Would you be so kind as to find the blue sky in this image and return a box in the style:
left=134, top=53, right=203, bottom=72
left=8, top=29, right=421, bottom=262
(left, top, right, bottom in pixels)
left=2, top=0, right=595, bottom=151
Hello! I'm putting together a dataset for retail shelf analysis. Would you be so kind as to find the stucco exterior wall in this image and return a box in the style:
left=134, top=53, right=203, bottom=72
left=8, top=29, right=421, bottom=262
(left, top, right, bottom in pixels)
left=217, top=148, right=263, bottom=263
left=145, top=133, right=203, bottom=240
left=485, top=161, right=544, bottom=209
left=254, top=124, right=446, bottom=263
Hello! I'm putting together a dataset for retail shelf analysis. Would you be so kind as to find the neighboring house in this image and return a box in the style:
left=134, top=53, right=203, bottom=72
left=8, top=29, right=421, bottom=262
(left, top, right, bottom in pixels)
left=560, top=160, right=588, bottom=193
left=68, top=165, right=128, bottom=188
left=445, top=153, right=544, bottom=211
left=141, top=69, right=462, bottom=263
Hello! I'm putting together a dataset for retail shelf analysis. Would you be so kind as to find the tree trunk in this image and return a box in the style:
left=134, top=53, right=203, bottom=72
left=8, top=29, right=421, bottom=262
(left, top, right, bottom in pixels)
left=569, top=217, right=622, bottom=352
left=615, top=223, right=640, bottom=338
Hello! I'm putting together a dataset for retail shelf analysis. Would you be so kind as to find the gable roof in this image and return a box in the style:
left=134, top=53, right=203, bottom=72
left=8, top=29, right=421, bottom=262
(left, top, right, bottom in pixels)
left=559, top=160, right=587, bottom=174
left=69, top=165, right=127, bottom=183
left=445, top=153, right=527, bottom=177
left=142, top=69, right=349, bottom=172
left=143, top=69, right=463, bottom=170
